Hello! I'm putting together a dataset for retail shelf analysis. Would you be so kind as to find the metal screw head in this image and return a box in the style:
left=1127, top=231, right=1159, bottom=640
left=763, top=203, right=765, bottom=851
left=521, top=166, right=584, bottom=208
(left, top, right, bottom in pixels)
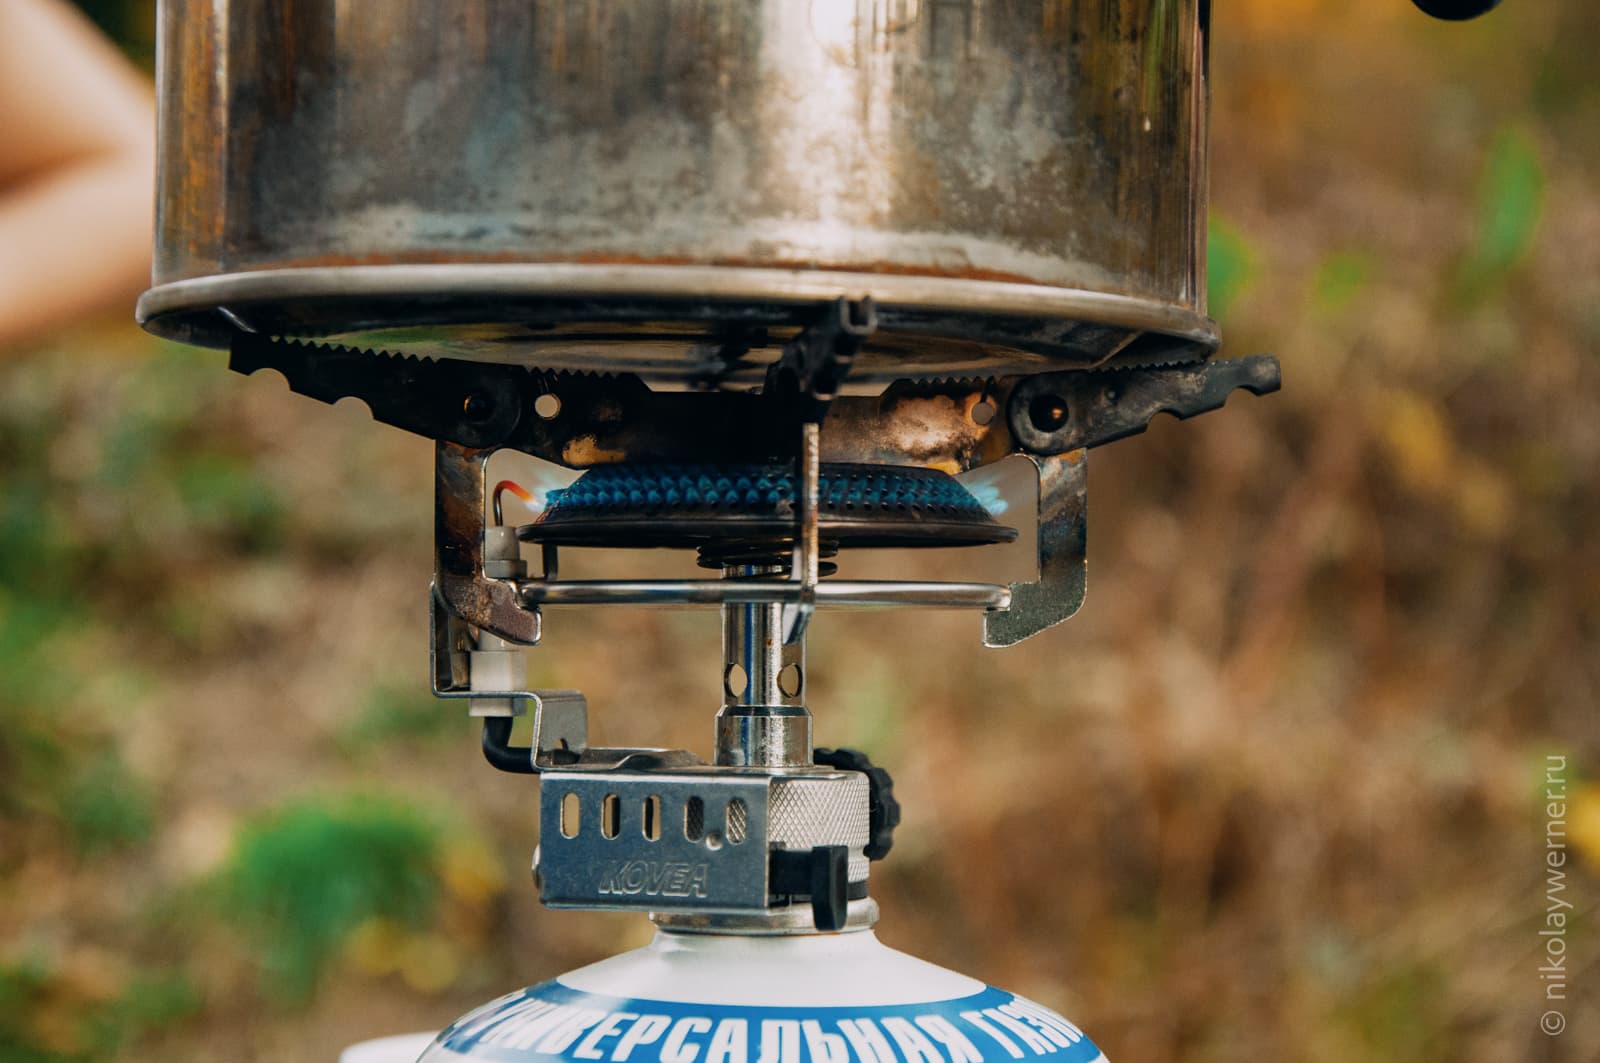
left=462, top=393, right=496, bottom=423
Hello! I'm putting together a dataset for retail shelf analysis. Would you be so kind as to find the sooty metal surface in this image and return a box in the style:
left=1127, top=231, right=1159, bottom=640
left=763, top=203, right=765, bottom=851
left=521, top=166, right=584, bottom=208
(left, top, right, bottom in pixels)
left=142, top=0, right=1215, bottom=380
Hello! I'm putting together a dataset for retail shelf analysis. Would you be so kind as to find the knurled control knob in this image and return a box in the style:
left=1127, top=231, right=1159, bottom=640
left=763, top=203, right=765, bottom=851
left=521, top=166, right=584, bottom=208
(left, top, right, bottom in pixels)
left=813, top=747, right=900, bottom=860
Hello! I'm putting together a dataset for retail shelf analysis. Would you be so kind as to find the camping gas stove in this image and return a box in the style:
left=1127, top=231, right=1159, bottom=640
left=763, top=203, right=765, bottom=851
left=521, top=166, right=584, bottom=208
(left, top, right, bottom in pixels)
left=136, top=1, right=1501, bottom=1060
left=223, top=303, right=1278, bottom=1063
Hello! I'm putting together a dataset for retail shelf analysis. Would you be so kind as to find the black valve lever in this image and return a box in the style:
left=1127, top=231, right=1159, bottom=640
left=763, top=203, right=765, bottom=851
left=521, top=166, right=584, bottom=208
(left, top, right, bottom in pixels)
left=1412, top=0, right=1502, bottom=20
left=770, top=846, right=850, bottom=932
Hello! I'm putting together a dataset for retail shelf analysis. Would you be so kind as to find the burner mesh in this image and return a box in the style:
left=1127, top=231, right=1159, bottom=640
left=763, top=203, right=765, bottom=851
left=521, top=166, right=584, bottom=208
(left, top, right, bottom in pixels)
left=522, top=462, right=1015, bottom=552
left=543, top=464, right=991, bottom=518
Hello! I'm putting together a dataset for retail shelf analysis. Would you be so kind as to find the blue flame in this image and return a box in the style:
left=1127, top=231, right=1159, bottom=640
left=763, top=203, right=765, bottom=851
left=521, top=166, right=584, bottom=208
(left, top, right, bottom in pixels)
left=959, top=466, right=1011, bottom=517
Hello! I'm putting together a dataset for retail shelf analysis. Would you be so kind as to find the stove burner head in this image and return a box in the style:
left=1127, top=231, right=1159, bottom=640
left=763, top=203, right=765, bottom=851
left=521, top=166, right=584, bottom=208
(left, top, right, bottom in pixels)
left=522, top=463, right=1016, bottom=555
left=227, top=329, right=1277, bottom=645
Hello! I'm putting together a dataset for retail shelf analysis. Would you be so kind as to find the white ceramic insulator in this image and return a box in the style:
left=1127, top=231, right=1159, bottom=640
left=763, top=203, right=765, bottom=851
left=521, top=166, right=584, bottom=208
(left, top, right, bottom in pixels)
left=468, top=634, right=526, bottom=718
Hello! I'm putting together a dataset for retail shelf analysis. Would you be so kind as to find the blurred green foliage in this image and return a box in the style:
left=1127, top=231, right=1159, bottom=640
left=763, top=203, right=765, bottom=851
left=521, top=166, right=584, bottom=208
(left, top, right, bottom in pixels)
left=75, top=973, right=200, bottom=1059
left=0, top=956, right=197, bottom=1063
left=1206, top=214, right=1256, bottom=322
left=59, top=753, right=155, bottom=856
left=97, top=344, right=286, bottom=560
left=0, top=958, right=55, bottom=1063
left=340, top=683, right=460, bottom=751
left=1312, top=251, right=1376, bottom=314
left=1334, top=963, right=1455, bottom=1063
left=0, top=602, right=72, bottom=823
left=172, top=452, right=286, bottom=551
left=0, top=341, right=281, bottom=852
left=218, top=795, right=445, bottom=1002
left=1455, top=126, right=1545, bottom=299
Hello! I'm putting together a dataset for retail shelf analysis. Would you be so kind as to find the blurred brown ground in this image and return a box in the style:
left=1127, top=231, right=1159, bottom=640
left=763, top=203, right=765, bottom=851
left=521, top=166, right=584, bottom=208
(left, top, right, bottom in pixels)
left=1, top=2, right=1596, bottom=1061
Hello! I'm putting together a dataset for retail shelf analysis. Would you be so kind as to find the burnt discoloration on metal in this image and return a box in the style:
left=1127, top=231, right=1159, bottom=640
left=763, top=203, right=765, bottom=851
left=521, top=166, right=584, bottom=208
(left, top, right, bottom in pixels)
left=229, top=333, right=1006, bottom=471
left=827, top=382, right=999, bottom=473
left=230, top=335, right=1273, bottom=478
left=434, top=441, right=542, bottom=645
left=146, top=0, right=1212, bottom=378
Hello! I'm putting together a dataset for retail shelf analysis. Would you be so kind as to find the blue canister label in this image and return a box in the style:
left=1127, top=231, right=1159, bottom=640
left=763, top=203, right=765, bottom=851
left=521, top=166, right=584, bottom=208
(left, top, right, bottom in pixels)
left=437, top=982, right=1102, bottom=1063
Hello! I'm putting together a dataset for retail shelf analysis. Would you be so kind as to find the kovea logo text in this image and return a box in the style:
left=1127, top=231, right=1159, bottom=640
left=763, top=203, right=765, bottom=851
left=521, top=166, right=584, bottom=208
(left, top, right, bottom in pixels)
left=598, top=860, right=710, bottom=899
